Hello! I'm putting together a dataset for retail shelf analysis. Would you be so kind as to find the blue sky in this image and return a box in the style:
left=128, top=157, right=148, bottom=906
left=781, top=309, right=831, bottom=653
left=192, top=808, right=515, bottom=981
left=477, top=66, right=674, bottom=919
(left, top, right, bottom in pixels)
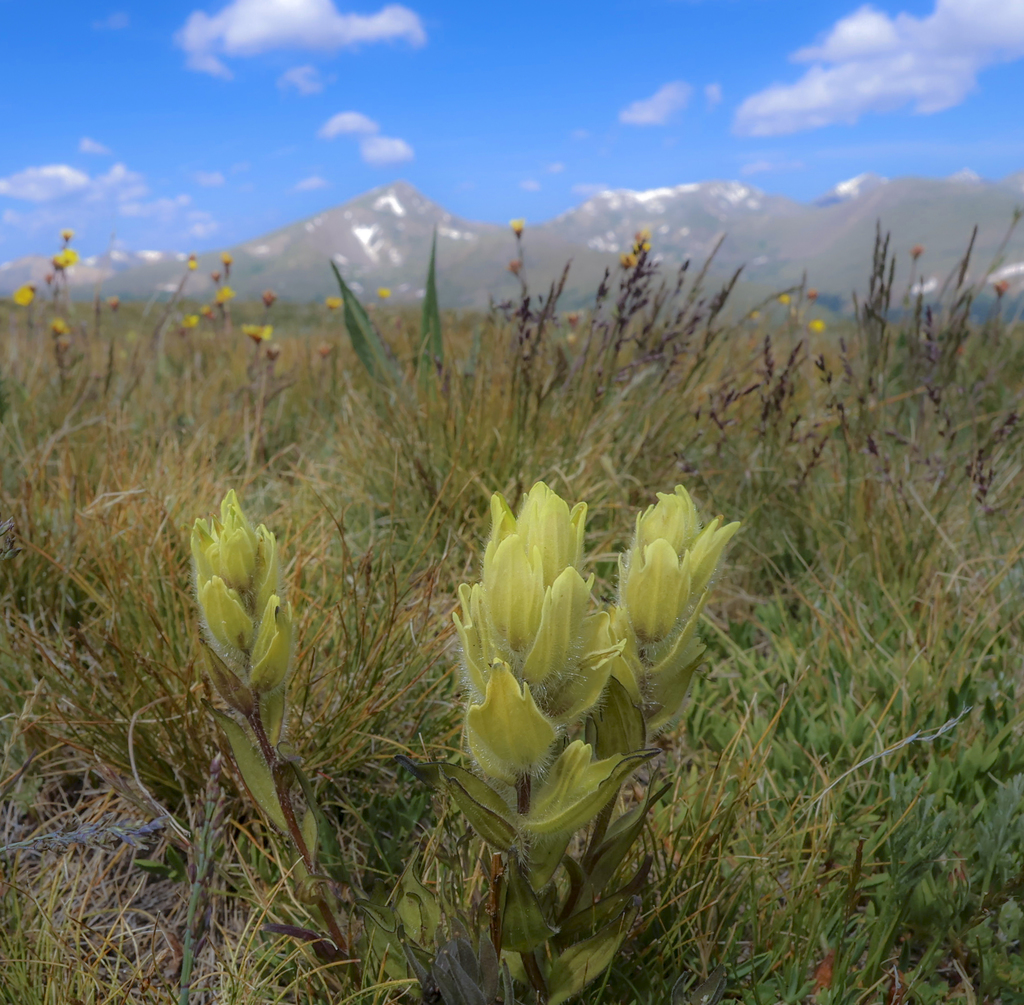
left=2, top=0, right=1024, bottom=259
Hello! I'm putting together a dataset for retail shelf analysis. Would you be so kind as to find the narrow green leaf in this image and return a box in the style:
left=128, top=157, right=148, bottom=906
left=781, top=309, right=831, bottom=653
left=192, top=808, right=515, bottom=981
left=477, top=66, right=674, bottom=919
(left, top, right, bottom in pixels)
left=585, top=782, right=670, bottom=893
left=673, top=965, right=727, bottom=1005
left=419, top=228, right=443, bottom=375
left=587, top=675, right=645, bottom=760
left=546, top=899, right=640, bottom=1005
left=329, top=261, right=401, bottom=385
left=205, top=700, right=287, bottom=831
left=501, top=854, right=558, bottom=953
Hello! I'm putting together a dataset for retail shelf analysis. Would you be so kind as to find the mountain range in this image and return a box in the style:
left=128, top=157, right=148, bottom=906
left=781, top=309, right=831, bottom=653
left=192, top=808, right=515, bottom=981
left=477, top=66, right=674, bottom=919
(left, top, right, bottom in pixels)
left=3, top=171, right=1024, bottom=310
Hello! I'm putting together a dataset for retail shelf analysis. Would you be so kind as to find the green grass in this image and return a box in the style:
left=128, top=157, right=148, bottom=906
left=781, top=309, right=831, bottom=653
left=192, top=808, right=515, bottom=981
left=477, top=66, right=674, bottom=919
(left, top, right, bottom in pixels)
left=1, top=236, right=1022, bottom=1004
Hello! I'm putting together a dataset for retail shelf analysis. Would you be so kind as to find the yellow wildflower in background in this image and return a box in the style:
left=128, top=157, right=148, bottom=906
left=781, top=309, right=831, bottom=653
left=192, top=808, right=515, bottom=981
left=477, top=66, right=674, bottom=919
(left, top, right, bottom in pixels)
left=60, top=228, right=75, bottom=242
left=510, top=218, right=525, bottom=236
left=181, top=315, right=200, bottom=329
left=215, top=286, right=236, bottom=305
left=53, top=248, right=80, bottom=269
left=220, top=251, right=233, bottom=267
left=777, top=293, right=791, bottom=305
left=13, top=284, right=35, bottom=306
left=188, top=253, right=198, bottom=271
left=200, top=304, right=214, bottom=319
left=808, top=319, right=826, bottom=334
left=242, top=323, right=273, bottom=343
left=620, top=252, right=638, bottom=269
left=50, top=318, right=70, bottom=335
left=324, top=296, right=343, bottom=310
left=377, top=287, right=391, bottom=300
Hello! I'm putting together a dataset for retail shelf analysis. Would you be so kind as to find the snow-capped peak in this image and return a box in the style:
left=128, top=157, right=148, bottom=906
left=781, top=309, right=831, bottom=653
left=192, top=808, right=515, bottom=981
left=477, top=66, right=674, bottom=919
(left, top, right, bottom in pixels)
left=815, top=172, right=888, bottom=206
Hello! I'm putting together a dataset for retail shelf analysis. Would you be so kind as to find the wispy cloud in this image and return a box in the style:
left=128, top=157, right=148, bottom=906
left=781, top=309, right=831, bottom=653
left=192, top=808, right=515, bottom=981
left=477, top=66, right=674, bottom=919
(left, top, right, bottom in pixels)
left=519, top=179, right=541, bottom=191
left=619, top=81, right=692, bottom=125
left=278, top=64, right=324, bottom=95
left=359, top=135, right=413, bottom=165
left=193, top=170, right=226, bottom=187
left=740, top=158, right=805, bottom=175
left=294, top=175, right=329, bottom=191
left=0, top=165, right=92, bottom=202
left=318, top=111, right=379, bottom=138
left=93, top=12, right=129, bottom=30
left=735, top=0, right=1024, bottom=136
left=79, top=137, right=113, bottom=156
left=546, top=162, right=565, bottom=174
left=318, top=111, right=414, bottom=164
left=176, top=0, right=426, bottom=79
left=571, top=182, right=609, bottom=198
left=704, top=82, right=722, bottom=109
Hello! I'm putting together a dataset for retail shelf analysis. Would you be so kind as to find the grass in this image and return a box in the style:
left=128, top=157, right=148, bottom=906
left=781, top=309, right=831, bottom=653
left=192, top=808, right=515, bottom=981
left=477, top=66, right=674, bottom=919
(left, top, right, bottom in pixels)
left=1, top=231, right=1022, bottom=1004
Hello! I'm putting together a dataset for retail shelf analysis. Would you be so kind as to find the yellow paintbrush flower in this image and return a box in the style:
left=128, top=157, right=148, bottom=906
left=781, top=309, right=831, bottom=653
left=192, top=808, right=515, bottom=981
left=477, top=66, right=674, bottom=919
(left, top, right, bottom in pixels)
left=620, top=252, right=638, bottom=269
left=50, top=318, right=70, bottom=335
left=220, top=251, right=233, bottom=267
left=510, top=218, right=525, bottom=236
left=808, top=318, right=826, bottom=333
left=188, top=253, right=198, bottom=271
left=242, top=323, right=273, bottom=343
left=778, top=293, right=791, bottom=305
left=181, top=314, right=200, bottom=329
left=60, top=228, right=75, bottom=242
left=377, top=287, right=391, bottom=300
left=13, top=284, right=35, bottom=306
left=215, top=286, right=236, bottom=305
left=324, top=296, right=343, bottom=310
left=53, top=248, right=80, bottom=269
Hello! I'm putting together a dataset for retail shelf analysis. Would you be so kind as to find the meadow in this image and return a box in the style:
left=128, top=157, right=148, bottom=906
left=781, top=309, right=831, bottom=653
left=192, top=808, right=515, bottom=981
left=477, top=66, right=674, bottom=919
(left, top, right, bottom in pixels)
left=0, top=230, right=1023, bottom=1005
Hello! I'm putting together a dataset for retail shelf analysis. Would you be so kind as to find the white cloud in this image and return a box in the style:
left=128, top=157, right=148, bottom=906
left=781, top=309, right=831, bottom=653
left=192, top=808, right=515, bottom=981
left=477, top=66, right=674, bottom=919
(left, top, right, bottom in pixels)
left=571, top=182, right=609, bottom=198
left=79, top=137, right=112, bottom=155
left=520, top=179, right=541, bottom=191
left=735, top=0, right=1024, bottom=136
left=176, top=0, right=426, bottom=78
left=120, top=194, right=192, bottom=220
left=278, top=64, right=324, bottom=94
left=318, top=110, right=379, bottom=138
left=570, top=128, right=589, bottom=140
left=741, top=158, right=805, bottom=175
left=94, top=12, right=129, bottom=29
left=619, top=81, right=692, bottom=125
left=193, top=170, right=226, bottom=186
left=294, top=175, right=329, bottom=191
left=0, top=165, right=91, bottom=201
left=546, top=162, right=565, bottom=173
left=705, top=82, right=722, bottom=108
left=359, top=135, right=413, bottom=165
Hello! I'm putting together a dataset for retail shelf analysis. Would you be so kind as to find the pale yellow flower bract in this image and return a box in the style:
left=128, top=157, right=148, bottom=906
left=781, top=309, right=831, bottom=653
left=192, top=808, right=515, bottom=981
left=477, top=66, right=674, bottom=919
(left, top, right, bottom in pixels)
left=377, top=287, right=391, bottom=300
left=325, top=296, right=343, bottom=310
left=13, top=284, right=35, bottom=307
left=215, top=286, right=236, bottom=305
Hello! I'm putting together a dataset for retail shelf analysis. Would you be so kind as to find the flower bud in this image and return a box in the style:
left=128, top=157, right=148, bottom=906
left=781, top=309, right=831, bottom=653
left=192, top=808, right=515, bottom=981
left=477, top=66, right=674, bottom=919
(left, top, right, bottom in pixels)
left=200, top=576, right=254, bottom=652
left=635, top=486, right=699, bottom=556
left=466, top=664, right=556, bottom=783
left=253, top=525, right=280, bottom=616
left=482, top=535, right=545, bottom=654
left=624, top=539, right=689, bottom=644
left=520, top=566, right=592, bottom=686
left=249, top=595, right=292, bottom=692
left=514, top=482, right=586, bottom=586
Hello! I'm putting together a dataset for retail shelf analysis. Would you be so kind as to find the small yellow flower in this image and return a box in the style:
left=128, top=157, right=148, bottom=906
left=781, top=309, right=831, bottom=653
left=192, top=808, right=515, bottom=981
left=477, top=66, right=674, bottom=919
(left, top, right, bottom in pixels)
left=324, top=296, right=343, bottom=310
left=51, top=318, right=70, bottom=335
left=777, top=293, right=791, bottom=305
left=620, top=252, right=638, bottom=269
left=220, top=251, right=233, bottom=267
left=107, top=295, right=120, bottom=311
left=200, top=304, right=214, bottom=319
left=377, top=287, right=391, bottom=300
left=188, top=253, right=198, bottom=271
left=181, top=314, right=200, bottom=329
left=215, top=286, right=236, bottom=305
left=13, top=284, right=35, bottom=306
left=60, top=228, right=75, bottom=242
left=750, top=310, right=760, bottom=320
left=53, top=248, right=80, bottom=269
left=808, top=318, right=826, bottom=333
left=242, top=323, right=273, bottom=343
left=510, top=218, right=525, bottom=236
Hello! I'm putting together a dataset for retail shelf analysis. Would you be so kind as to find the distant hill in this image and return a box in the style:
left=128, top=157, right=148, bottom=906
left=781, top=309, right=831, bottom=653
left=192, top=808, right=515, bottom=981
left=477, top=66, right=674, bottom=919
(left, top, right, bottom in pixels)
left=3, top=172, right=1023, bottom=310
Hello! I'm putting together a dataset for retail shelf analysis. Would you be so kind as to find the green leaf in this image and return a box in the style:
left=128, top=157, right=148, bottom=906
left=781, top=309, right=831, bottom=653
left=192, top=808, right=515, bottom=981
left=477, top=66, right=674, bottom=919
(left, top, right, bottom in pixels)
left=546, top=898, right=640, bottom=1005
left=528, top=830, right=571, bottom=889
left=205, top=700, right=287, bottom=831
left=673, top=965, right=727, bottom=1005
left=329, top=261, right=401, bottom=385
left=397, top=757, right=518, bottom=850
left=587, top=675, right=645, bottom=760
left=419, top=228, right=442, bottom=376
left=134, top=858, right=171, bottom=879
left=501, top=854, right=558, bottom=953
left=585, top=782, right=670, bottom=893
